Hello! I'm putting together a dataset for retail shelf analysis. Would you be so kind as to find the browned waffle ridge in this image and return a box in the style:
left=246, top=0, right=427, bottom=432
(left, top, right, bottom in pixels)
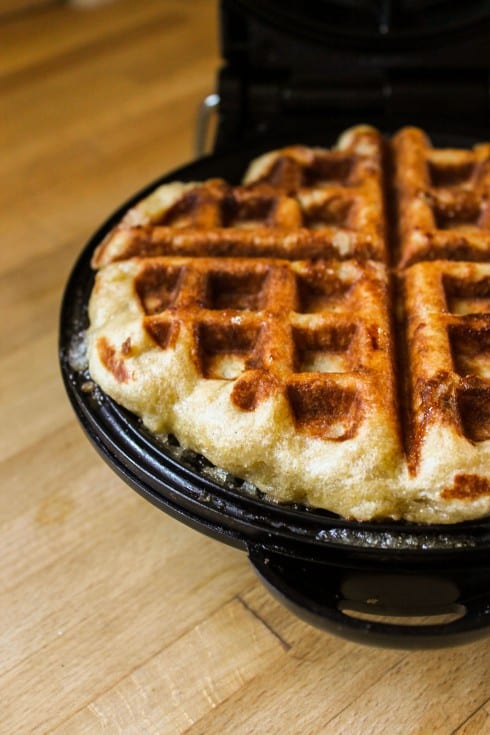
left=92, top=126, right=387, bottom=268
left=86, top=126, right=490, bottom=523
left=393, top=127, right=490, bottom=267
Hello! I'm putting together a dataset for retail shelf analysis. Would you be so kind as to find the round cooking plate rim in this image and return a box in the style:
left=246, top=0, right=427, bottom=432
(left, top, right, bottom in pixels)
left=59, top=137, right=490, bottom=557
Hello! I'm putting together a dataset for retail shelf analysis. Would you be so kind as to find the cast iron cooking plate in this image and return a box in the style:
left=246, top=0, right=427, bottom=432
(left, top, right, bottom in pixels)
left=59, top=137, right=490, bottom=648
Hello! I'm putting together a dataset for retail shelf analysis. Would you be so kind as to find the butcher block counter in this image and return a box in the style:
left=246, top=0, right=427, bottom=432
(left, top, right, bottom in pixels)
left=1, top=1, right=490, bottom=733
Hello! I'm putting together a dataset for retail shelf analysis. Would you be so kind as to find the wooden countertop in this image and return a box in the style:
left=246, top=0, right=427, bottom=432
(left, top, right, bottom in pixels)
left=2, top=2, right=489, bottom=732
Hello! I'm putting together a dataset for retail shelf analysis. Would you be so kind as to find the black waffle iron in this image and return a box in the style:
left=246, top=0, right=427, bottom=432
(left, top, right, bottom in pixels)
left=59, top=0, right=490, bottom=648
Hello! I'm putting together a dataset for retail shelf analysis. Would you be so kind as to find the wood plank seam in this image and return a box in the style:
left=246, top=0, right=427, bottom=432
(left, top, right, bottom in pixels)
left=44, top=593, right=287, bottom=735
left=236, top=594, right=292, bottom=652
left=449, top=698, right=490, bottom=735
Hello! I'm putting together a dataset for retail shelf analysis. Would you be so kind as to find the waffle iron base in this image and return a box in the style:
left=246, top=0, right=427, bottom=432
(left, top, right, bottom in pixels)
left=59, top=140, right=490, bottom=648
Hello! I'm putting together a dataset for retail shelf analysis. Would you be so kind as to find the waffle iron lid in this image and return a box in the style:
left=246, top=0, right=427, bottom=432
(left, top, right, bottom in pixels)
left=215, top=1, right=490, bottom=153
left=226, top=0, right=490, bottom=43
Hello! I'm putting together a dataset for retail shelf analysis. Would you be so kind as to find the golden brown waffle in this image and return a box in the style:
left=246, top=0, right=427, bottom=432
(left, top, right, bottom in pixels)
left=393, top=127, right=490, bottom=267
left=132, top=256, right=394, bottom=431
left=402, top=261, right=490, bottom=511
left=86, top=125, right=490, bottom=523
left=88, top=255, right=402, bottom=520
left=92, top=125, right=387, bottom=268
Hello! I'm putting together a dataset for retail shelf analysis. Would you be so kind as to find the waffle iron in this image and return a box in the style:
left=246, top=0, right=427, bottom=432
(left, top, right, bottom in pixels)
left=59, top=0, right=490, bottom=647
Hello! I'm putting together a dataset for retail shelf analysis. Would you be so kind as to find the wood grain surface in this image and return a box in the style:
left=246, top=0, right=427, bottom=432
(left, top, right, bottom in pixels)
left=1, top=1, right=489, bottom=733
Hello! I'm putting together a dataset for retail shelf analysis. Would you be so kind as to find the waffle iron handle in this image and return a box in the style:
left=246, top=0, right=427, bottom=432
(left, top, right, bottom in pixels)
left=248, top=546, right=490, bottom=648
left=195, top=93, right=220, bottom=157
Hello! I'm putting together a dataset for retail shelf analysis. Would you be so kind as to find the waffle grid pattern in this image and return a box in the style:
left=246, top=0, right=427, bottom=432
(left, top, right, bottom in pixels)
left=394, top=127, right=490, bottom=267
left=93, top=128, right=386, bottom=268
left=134, top=257, right=389, bottom=440
left=405, top=261, right=490, bottom=450
left=87, top=126, right=490, bottom=520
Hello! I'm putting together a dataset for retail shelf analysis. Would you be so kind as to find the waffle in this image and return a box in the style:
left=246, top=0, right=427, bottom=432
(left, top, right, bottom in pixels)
left=86, top=125, right=490, bottom=523
left=92, top=125, right=387, bottom=268
left=393, top=127, right=490, bottom=267
left=402, top=260, right=490, bottom=519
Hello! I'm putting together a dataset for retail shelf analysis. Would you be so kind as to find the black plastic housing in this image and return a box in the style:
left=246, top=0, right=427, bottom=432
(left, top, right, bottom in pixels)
left=216, top=0, right=490, bottom=150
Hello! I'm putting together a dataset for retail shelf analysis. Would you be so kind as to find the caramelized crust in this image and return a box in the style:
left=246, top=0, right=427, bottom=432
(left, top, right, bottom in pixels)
left=393, top=127, right=490, bottom=267
left=93, top=127, right=387, bottom=268
left=86, top=126, right=490, bottom=523
left=403, top=261, right=490, bottom=478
